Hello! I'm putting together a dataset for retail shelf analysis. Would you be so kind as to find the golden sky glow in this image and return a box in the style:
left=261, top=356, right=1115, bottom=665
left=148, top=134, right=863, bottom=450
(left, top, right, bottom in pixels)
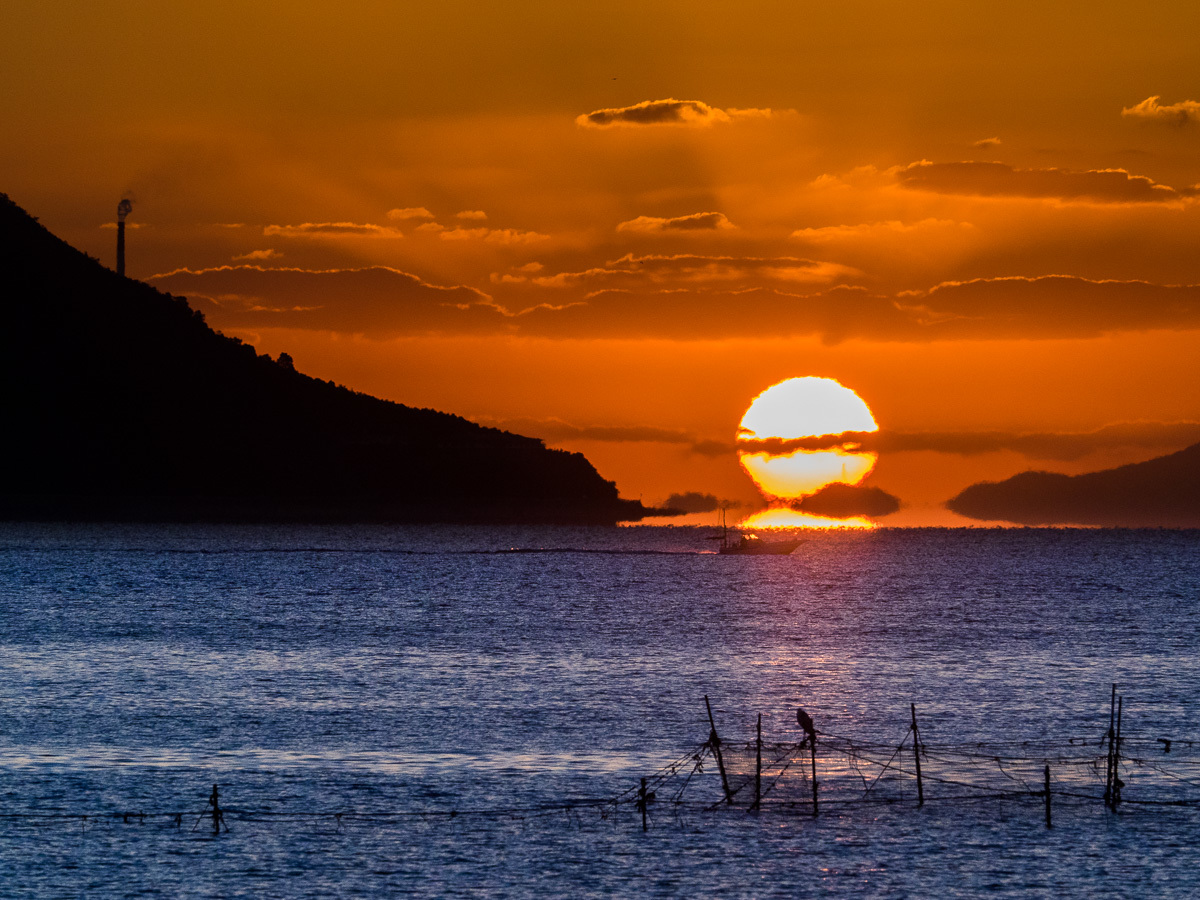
left=5, top=2, right=1200, bottom=524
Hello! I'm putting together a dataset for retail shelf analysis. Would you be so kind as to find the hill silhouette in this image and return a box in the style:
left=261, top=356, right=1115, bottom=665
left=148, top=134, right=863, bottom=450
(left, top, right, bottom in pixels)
left=0, top=194, right=655, bottom=524
left=947, top=443, right=1200, bottom=527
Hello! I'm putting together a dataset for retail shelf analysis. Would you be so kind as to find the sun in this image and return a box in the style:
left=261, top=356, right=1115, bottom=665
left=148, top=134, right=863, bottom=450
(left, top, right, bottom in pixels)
left=737, top=377, right=879, bottom=526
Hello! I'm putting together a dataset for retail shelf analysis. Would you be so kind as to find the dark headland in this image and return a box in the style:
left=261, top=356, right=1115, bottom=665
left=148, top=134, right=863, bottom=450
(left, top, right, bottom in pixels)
left=0, top=194, right=660, bottom=524
left=947, top=442, right=1200, bottom=527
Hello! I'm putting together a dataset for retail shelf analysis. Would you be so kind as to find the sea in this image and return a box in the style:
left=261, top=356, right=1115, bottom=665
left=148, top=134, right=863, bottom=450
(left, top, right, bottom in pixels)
left=1, top=523, right=1198, bottom=898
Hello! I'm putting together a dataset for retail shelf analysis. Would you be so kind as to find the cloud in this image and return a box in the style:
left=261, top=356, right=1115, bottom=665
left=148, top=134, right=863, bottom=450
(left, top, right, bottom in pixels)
left=736, top=422, right=1200, bottom=461
left=533, top=253, right=860, bottom=290
left=576, top=98, right=738, bottom=128
left=149, top=261, right=1200, bottom=342
left=491, top=261, right=546, bottom=283
left=726, top=107, right=776, bottom=119
left=485, top=417, right=697, bottom=445
left=973, top=137, right=1002, bottom=149
left=148, top=264, right=505, bottom=336
left=386, top=207, right=434, bottom=220
left=417, top=221, right=547, bottom=244
left=898, top=275, right=1200, bottom=338
left=482, top=419, right=1200, bottom=470
left=896, top=160, right=1186, bottom=203
left=663, top=492, right=742, bottom=514
left=512, top=273, right=1200, bottom=341
left=483, top=417, right=754, bottom=461
left=436, top=226, right=549, bottom=245
left=946, top=442, right=1200, bottom=527
left=616, top=212, right=735, bottom=233
left=791, top=218, right=971, bottom=244
left=689, top=440, right=734, bottom=457
left=1121, top=96, right=1200, bottom=126
left=456, top=209, right=488, bottom=220
left=879, top=422, right=1200, bottom=460
left=233, top=249, right=283, bottom=261
left=263, top=222, right=403, bottom=237
left=736, top=432, right=877, bottom=456
left=792, top=484, right=901, bottom=519
left=507, top=284, right=909, bottom=341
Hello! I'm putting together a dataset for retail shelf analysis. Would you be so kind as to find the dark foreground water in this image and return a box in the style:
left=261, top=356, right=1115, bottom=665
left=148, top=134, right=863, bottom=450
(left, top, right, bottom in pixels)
left=0, top=524, right=1198, bottom=898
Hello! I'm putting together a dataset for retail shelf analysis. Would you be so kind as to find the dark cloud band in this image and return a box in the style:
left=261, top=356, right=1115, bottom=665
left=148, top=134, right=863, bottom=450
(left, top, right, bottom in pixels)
left=897, top=161, right=1186, bottom=203
left=154, top=265, right=1200, bottom=342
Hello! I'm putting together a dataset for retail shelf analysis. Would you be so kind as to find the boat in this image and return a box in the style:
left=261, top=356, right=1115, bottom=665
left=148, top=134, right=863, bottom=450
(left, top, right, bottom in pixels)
left=715, top=508, right=802, bottom=555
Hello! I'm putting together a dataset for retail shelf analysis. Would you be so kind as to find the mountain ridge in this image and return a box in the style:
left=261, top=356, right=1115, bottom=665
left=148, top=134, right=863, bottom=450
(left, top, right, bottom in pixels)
left=0, top=193, right=655, bottom=524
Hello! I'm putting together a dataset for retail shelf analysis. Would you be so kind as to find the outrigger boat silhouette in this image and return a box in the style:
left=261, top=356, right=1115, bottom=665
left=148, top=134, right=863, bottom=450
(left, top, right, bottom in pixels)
left=714, top=507, right=802, bottom=555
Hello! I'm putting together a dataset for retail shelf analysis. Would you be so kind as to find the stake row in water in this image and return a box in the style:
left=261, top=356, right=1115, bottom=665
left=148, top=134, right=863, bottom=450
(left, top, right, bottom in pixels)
left=683, top=689, right=1135, bottom=832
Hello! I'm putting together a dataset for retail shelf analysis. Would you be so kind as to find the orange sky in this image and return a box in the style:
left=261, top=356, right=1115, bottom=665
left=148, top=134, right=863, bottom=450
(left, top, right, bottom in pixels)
left=4, top=2, right=1199, bottom=524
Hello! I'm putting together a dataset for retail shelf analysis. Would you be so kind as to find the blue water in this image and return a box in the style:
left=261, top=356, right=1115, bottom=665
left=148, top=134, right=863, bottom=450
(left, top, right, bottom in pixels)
left=1, top=524, right=1198, bottom=897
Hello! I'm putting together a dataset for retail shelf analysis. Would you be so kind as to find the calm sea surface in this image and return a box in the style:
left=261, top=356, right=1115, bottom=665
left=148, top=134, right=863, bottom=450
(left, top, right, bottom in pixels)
left=1, top=524, right=1198, bottom=898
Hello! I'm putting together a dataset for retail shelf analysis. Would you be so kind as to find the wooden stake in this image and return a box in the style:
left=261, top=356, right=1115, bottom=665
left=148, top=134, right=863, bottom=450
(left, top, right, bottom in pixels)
left=704, top=695, right=733, bottom=805
left=1108, top=696, right=1118, bottom=811
left=910, top=704, right=925, bottom=808
left=810, top=725, right=819, bottom=818
left=1044, top=764, right=1052, bottom=828
left=638, top=778, right=649, bottom=832
left=210, top=784, right=221, bottom=835
left=1104, top=684, right=1116, bottom=808
left=753, top=714, right=762, bottom=812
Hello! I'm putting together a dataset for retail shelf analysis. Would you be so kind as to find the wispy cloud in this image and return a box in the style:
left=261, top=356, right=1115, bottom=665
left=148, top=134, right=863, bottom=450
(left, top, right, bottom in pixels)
left=489, top=262, right=546, bottom=284
left=897, top=160, right=1187, bottom=203
left=973, top=137, right=1002, bottom=149
left=233, top=249, right=283, bottom=261
left=882, top=422, right=1200, bottom=460
left=433, top=225, right=549, bottom=245
left=263, top=222, right=403, bottom=237
left=483, top=416, right=698, bottom=445
left=791, top=219, right=971, bottom=244
left=616, top=212, right=734, bottom=233
left=147, top=264, right=499, bottom=336
left=533, top=253, right=859, bottom=289
left=576, top=98, right=775, bottom=128
left=456, top=209, right=488, bottom=220
left=1121, top=96, right=1200, bottom=126
left=386, top=207, right=434, bottom=220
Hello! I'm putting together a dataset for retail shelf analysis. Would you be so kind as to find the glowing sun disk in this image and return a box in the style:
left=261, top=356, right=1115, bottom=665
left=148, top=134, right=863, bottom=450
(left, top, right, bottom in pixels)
left=737, top=376, right=880, bottom=506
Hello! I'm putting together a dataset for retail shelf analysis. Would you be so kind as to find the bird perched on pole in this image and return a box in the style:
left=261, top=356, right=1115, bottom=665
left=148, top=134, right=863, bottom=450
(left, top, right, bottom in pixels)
left=797, top=707, right=816, bottom=744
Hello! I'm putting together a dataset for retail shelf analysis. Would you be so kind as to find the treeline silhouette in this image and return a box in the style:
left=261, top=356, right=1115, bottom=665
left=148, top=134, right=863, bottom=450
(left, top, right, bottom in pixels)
left=947, top=443, right=1200, bottom=527
left=0, top=194, right=654, bottom=523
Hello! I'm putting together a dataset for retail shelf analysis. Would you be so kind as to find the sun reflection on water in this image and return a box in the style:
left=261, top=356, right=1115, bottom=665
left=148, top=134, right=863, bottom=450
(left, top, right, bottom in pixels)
left=739, top=507, right=874, bottom=529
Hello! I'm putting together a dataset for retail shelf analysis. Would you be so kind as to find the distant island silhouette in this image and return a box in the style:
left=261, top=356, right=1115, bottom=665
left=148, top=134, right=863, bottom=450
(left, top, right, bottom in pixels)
left=0, top=193, right=661, bottom=524
left=947, top=443, right=1200, bottom=527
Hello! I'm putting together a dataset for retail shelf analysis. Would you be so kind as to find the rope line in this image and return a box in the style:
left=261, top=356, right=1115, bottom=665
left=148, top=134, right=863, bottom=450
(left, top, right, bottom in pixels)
left=9, top=720, right=1200, bottom=830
